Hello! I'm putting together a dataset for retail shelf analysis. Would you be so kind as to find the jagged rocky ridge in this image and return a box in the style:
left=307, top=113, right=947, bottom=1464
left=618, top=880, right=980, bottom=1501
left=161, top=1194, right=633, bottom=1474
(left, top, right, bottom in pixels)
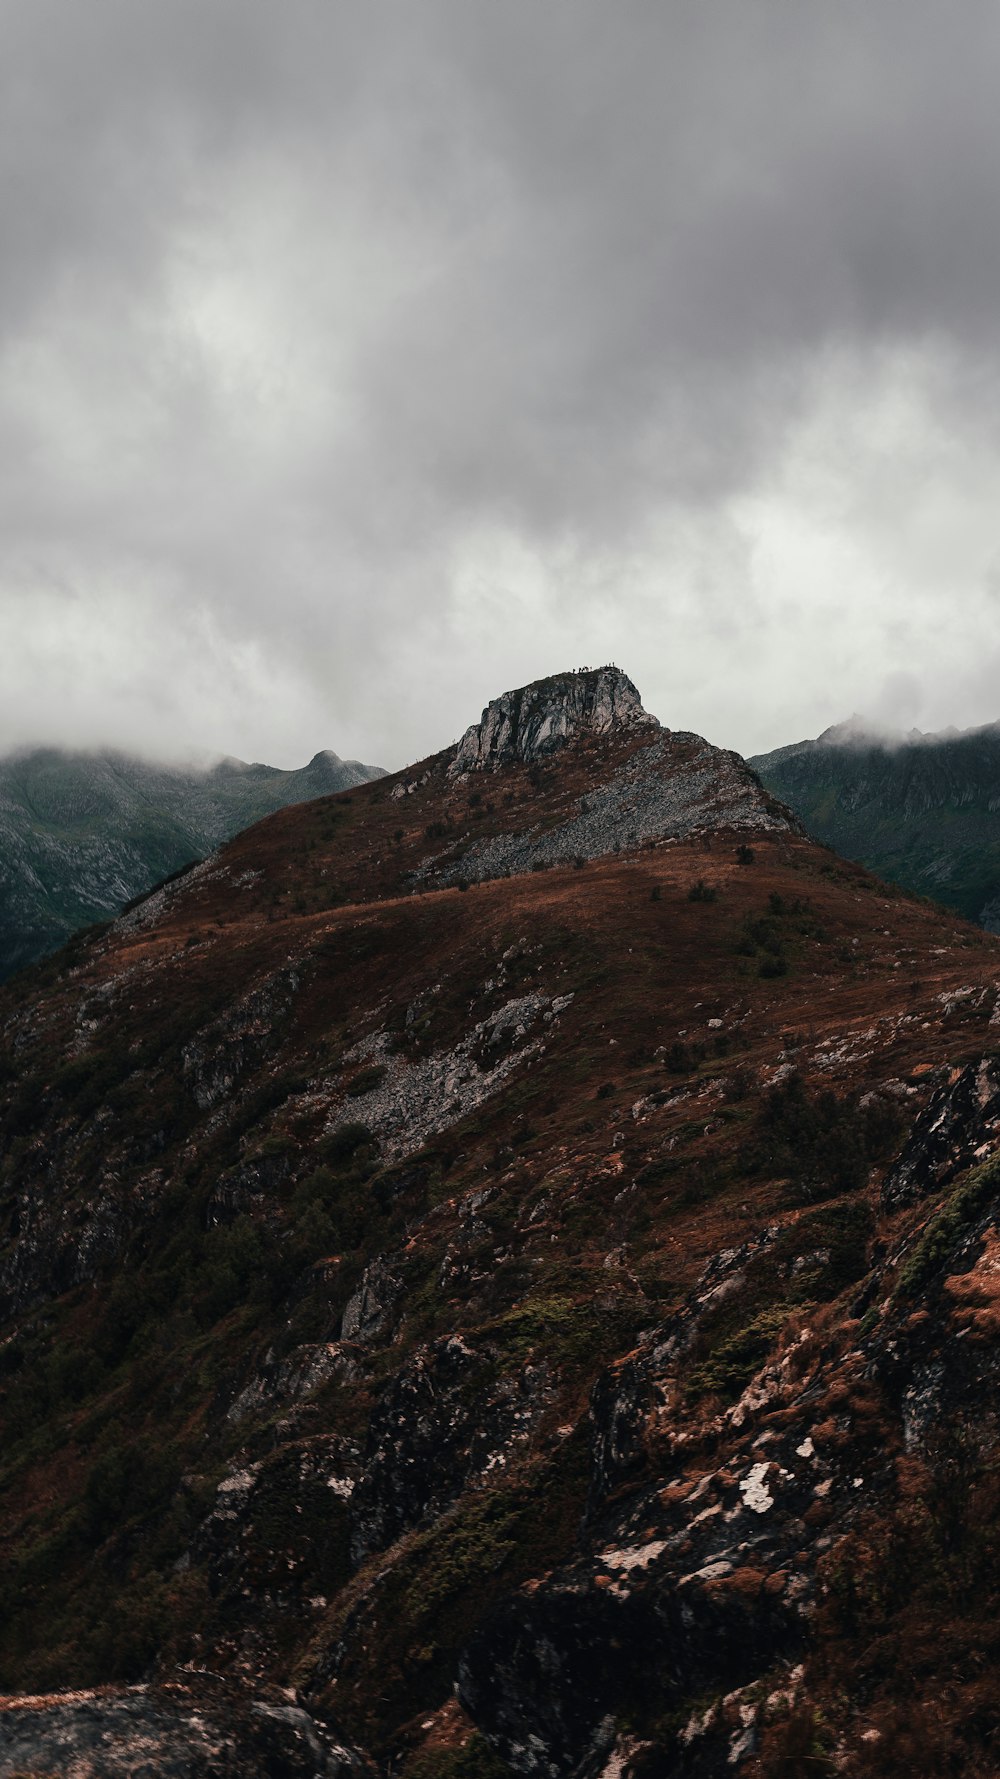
left=449, top=666, right=656, bottom=774
left=2, top=672, right=1000, bottom=1775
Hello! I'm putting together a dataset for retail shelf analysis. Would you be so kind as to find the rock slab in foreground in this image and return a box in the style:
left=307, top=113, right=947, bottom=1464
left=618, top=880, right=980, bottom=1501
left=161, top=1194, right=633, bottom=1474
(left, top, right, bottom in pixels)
left=0, top=1683, right=368, bottom=1778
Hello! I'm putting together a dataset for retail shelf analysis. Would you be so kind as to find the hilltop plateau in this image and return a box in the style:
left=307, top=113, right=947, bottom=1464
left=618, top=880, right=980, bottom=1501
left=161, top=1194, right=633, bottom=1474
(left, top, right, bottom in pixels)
left=0, top=744, right=385, bottom=983
left=2, top=670, right=1000, bottom=1774
left=752, top=717, right=1000, bottom=931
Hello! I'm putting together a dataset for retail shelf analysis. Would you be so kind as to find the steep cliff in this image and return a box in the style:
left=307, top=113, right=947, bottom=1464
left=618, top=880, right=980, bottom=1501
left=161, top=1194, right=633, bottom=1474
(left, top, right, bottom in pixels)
left=449, top=666, right=656, bottom=775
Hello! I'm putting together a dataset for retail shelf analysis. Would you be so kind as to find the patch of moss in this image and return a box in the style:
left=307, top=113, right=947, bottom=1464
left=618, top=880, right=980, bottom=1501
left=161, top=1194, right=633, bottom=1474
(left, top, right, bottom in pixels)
left=401, top=1734, right=512, bottom=1779
left=686, top=1303, right=795, bottom=1402
left=895, top=1154, right=1000, bottom=1302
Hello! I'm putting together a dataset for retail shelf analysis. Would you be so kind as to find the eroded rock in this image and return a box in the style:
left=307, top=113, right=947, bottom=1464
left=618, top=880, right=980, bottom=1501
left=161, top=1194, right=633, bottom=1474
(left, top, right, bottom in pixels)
left=449, top=667, right=657, bottom=777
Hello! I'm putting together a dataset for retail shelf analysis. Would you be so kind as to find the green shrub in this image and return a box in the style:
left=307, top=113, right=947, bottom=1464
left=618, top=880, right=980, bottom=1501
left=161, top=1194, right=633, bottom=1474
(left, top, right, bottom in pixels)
left=759, top=950, right=788, bottom=978
left=83, top=1441, right=180, bottom=1541
left=743, top=1074, right=902, bottom=1203
left=895, top=1156, right=1000, bottom=1301
left=687, top=1303, right=793, bottom=1400
left=402, top=1735, right=512, bottom=1779
left=321, top=1121, right=374, bottom=1164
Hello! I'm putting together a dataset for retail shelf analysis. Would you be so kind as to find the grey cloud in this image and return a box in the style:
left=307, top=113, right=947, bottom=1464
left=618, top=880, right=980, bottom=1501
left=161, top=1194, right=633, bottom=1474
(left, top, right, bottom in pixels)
left=3, top=2, right=1000, bottom=767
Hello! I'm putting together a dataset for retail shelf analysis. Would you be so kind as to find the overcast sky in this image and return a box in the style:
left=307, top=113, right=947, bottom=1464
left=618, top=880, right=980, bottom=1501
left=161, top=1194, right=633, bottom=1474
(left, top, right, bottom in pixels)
left=4, top=2, right=1000, bottom=769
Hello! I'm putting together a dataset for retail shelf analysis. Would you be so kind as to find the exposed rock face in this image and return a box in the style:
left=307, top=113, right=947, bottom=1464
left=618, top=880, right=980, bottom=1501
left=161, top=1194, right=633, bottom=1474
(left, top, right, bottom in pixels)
left=882, top=1056, right=1000, bottom=1210
left=449, top=667, right=657, bottom=776
left=350, top=1334, right=554, bottom=1561
left=0, top=1681, right=368, bottom=1778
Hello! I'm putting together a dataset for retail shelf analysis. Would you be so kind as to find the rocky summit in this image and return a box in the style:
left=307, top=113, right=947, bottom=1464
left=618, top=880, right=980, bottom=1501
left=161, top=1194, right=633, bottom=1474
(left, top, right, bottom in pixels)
left=2, top=671, right=1000, bottom=1776
left=448, top=666, right=656, bottom=775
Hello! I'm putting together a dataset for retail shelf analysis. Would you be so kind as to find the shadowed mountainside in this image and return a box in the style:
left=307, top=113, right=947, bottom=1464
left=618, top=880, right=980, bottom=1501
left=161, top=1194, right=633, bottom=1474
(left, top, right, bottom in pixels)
left=0, top=744, right=386, bottom=982
left=2, top=670, right=1000, bottom=1774
left=752, top=717, right=1000, bottom=931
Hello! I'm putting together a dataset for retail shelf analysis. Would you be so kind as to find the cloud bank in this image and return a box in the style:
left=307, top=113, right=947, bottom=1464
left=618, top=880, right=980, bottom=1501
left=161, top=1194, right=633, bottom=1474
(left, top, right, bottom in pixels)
left=3, top=1, right=1000, bottom=766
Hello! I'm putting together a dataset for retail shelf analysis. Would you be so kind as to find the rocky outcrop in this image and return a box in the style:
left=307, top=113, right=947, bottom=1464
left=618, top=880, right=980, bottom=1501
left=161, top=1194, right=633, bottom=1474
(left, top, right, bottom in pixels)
left=330, top=991, right=572, bottom=1165
left=181, top=967, right=300, bottom=1110
left=350, top=1335, right=554, bottom=1560
left=339, top=1255, right=403, bottom=1343
left=0, top=1680, right=368, bottom=1778
left=882, top=1056, right=1000, bottom=1210
left=449, top=667, right=657, bottom=776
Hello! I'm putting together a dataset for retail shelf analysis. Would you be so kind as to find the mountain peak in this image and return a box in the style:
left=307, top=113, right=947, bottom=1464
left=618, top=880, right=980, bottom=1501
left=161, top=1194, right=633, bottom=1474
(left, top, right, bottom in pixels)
left=448, top=664, right=657, bottom=777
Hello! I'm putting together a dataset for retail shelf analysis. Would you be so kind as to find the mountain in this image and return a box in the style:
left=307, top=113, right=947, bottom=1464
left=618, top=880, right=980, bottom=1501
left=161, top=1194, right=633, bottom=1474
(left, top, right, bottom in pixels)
left=750, top=717, right=1000, bottom=931
left=2, top=667, right=1000, bottom=1774
left=0, top=744, right=386, bottom=981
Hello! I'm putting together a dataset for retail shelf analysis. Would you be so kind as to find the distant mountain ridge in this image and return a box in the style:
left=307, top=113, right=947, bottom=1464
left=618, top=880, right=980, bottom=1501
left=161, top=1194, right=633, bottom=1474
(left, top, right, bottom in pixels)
left=0, top=744, right=386, bottom=980
left=750, top=716, right=1000, bottom=929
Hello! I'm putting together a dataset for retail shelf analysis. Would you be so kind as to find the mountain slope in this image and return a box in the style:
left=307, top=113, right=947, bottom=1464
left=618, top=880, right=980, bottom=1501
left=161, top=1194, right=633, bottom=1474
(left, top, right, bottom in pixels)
left=751, top=718, right=1000, bottom=930
left=2, top=670, right=1000, bottom=1775
left=0, top=744, right=386, bottom=981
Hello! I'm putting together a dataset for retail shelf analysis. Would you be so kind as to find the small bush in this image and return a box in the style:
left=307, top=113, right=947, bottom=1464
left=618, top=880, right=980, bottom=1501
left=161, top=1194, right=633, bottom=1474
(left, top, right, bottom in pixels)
left=687, top=1303, right=793, bottom=1400
left=688, top=879, right=717, bottom=903
left=735, top=843, right=756, bottom=864
left=402, top=1735, right=511, bottom=1779
left=759, top=950, right=788, bottom=978
left=321, top=1122, right=374, bottom=1164
left=743, top=1073, right=903, bottom=1203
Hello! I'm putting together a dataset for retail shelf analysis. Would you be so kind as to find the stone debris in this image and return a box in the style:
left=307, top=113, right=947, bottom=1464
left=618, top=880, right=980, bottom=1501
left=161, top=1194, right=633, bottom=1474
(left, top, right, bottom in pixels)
left=327, top=990, right=572, bottom=1162
left=427, top=733, right=796, bottom=888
